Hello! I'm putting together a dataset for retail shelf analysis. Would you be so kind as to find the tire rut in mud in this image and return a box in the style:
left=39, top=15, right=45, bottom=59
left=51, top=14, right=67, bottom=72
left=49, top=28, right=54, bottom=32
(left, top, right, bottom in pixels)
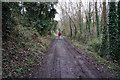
left=32, top=38, right=115, bottom=78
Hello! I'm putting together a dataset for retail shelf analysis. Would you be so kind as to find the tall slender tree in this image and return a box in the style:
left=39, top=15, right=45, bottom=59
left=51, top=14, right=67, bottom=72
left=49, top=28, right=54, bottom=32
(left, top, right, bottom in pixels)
left=69, top=17, right=72, bottom=37
left=88, top=2, right=91, bottom=36
left=78, top=1, right=82, bottom=35
left=95, top=1, right=99, bottom=38
left=92, top=0, right=95, bottom=37
left=99, top=1, right=108, bottom=57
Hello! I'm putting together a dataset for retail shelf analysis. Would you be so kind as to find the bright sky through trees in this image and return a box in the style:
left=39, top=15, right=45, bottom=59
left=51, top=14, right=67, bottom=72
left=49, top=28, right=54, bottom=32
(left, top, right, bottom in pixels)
left=54, top=0, right=119, bottom=21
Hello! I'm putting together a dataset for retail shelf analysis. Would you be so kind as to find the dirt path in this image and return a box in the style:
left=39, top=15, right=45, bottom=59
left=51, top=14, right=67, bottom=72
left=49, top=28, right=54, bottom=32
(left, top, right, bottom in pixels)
left=32, top=38, right=115, bottom=78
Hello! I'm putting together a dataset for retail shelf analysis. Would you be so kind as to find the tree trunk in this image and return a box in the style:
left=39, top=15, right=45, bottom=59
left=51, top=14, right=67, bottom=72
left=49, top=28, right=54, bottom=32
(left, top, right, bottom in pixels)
left=117, top=1, right=120, bottom=62
left=108, top=2, right=117, bottom=60
left=99, top=1, right=108, bottom=57
left=88, top=2, right=91, bottom=37
left=95, top=1, right=99, bottom=38
left=78, top=1, right=82, bottom=34
left=69, top=17, right=72, bottom=37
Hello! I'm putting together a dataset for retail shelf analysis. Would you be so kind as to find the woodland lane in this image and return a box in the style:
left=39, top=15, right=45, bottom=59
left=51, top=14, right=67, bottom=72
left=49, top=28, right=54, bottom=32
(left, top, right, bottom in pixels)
left=32, top=38, right=115, bottom=78
left=2, top=2, right=120, bottom=78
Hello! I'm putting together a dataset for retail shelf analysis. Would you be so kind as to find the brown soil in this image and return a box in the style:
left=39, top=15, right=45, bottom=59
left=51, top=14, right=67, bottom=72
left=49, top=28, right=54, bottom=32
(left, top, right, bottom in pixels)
left=32, top=38, right=115, bottom=78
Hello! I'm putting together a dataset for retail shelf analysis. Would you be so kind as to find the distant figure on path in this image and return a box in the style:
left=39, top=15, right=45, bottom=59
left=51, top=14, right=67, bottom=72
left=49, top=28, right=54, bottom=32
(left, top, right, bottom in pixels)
left=58, top=31, right=61, bottom=40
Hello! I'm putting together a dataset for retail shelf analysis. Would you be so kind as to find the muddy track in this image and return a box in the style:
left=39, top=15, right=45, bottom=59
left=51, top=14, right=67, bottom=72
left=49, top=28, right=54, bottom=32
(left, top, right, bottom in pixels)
left=32, top=38, right=115, bottom=78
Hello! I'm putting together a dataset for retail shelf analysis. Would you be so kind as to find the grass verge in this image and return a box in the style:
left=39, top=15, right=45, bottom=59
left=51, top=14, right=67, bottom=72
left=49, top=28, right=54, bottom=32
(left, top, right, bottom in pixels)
left=71, top=40, right=120, bottom=78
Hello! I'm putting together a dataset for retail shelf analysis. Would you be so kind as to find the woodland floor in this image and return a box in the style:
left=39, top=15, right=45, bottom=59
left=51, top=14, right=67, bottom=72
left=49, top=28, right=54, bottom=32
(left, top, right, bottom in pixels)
left=31, top=38, right=116, bottom=78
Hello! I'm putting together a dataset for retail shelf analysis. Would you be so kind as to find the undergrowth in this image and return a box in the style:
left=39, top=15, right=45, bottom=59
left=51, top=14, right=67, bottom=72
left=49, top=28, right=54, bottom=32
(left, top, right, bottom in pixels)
left=72, top=40, right=120, bottom=78
left=86, top=38, right=102, bottom=52
left=2, top=25, right=53, bottom=78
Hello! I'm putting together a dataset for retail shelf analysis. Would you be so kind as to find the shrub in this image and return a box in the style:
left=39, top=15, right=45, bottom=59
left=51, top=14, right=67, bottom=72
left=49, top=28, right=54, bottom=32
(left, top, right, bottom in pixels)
left=87, top=38, right=102, bottom=52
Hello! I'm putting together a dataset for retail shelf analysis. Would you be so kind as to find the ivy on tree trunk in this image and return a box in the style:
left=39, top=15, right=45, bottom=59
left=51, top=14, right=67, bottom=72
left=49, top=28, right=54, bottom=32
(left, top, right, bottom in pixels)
left=108, top=2, right=118, bottom=60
